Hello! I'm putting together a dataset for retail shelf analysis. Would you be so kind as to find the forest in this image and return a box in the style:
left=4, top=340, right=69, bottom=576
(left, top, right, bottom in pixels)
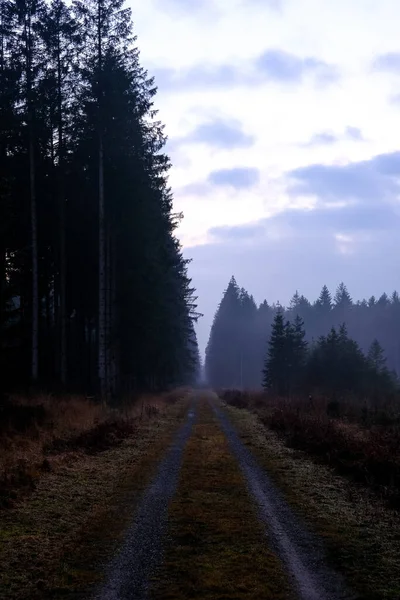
left=205, top=276, right=400, bottom=394
left=0, top=0, right=201, bottom=398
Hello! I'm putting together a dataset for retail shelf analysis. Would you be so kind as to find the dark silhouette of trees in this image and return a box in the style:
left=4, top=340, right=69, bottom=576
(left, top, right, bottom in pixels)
left=262, top=311, right=288, bottom=395
left=0, top=0, right=200, bottom=398
left=206, top=277, right=399, bottom=395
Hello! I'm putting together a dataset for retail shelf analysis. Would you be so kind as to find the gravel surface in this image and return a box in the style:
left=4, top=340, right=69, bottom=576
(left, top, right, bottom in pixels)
left=211, top=395, right=356, bottom=600
left=94, top=401, right=196, bottom=600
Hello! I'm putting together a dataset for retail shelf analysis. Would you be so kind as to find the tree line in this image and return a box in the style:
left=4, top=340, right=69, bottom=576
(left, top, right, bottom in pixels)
left=0, top=0, right=201, bottom=398
left=205, top=276, right=400, bottom=394
left=263, top=313, right=396, bottom=397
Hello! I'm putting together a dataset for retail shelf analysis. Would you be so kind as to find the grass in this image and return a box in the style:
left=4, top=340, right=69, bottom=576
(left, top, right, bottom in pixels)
left=223, top=401, right=400, bottom=600
left=0, top=389, right=186, bottom=508
left=220, top=389, right=400, bottom=507
left=150, top=397, right=293, bottom=600
left=0, top=390, right=190, bottom=600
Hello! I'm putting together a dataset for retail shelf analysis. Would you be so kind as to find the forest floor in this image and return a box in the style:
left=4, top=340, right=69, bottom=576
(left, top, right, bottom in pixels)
left=2, top=390, right=399, bottom=599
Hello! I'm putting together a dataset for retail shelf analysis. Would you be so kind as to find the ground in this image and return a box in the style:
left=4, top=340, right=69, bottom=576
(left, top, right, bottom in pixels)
left=1, top=390, right=399, bottom=600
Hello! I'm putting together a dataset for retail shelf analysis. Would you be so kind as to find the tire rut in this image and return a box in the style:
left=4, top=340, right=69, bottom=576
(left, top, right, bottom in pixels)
left=94, top=399, right=196, bottom=600
left=210, top=394, right=356, bottom=600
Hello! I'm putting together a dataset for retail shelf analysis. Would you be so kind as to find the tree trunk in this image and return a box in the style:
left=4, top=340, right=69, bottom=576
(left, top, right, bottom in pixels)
left=97, top=0, right=106, bottom=400
left=25, top=6, right=39, bottom=383
left=57, top=31, right=67, bottom=387
left=29, top=129, right=39, bottom=382
left=105, top=224, right=112, bottom=396
left=110, top=232, right=118, bottom=395
left=98, top=133, right=106, bottom=398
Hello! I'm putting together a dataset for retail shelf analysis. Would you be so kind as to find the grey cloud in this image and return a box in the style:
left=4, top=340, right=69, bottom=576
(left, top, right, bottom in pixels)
left=152, top=64, right=242, bottom=91
left=175, top=181, right=211, bottom=197
left=373, top=52, right=400, bottom=74
left=256, top=50, right=337, bottom=84
left=303, top=127, right=364, bottom=147
left=305, top=132, right=338, bottom=146
left=176, top=166, right=260, bottom=197
left=287, top=151, right=400, bottom=203
left=153, top=49, right=338, bottom=92
left=171, top=118, right=255, bottom=150
left=345, top=126, right=363, bottom=141
left=210, top=203, right=399, bottom=245
left=208, top=167, right=260, bottom=189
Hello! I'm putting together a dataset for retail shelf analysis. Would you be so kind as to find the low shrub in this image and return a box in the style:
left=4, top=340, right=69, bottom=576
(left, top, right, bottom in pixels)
left=222, top=389, right=400, bottom=507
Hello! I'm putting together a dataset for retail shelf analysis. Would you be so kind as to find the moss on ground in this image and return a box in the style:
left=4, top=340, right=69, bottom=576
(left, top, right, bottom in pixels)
left=150, top=398, right=293, bottom=600
left=225, top=402, right=400, bottom=600
left=0, top=399, right=189, bottom=600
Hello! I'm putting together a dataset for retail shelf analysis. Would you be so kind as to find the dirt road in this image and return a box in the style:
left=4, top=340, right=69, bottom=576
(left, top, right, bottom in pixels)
left=96, top=390, right=354, bottom=600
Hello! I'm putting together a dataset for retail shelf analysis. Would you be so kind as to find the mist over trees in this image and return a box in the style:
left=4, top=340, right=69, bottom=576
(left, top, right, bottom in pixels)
left=0, top=0, right=200, bottom=397
left=205, top=276, right=400, bottom=393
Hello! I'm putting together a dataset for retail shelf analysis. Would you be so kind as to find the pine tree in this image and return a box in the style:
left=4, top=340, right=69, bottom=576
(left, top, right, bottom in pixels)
left=316, top=285, right=332, bottom=312
left=334, top=282, right=352, bottom=307
left=205, top=276, right=242, bottom=387
left=262, top=311, right=287, bottom=395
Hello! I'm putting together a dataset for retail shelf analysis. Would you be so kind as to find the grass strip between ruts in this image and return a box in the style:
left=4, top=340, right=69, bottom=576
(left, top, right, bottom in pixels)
left=150, top=398, right=293, bottom=600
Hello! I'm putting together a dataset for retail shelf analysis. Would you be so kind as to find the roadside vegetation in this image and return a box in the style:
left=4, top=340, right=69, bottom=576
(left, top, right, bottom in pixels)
left=0, top=389, right=189, bottom=600
left=220, top=389, right=400, bottom=507
left=221, top=394, right=400, bottom=600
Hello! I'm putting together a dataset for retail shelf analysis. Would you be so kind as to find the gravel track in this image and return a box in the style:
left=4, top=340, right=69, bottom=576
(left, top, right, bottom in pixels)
left=95, top=401, right=196, bottom=600
left=211, top=394, right=356, bottom=600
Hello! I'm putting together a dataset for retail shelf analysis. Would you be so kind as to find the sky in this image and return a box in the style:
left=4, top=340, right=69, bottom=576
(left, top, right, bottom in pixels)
left=130, top=0, right=400, bottom=356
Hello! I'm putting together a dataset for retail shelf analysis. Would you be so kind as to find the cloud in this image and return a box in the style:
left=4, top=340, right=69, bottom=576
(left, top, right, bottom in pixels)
left=152, top=49, right=338, bottom=92
left=305, top=132, right=338, bottom=146
left=209, top=222, right=266, bottom=240
left=256, top=50, right=338, bottom=84
left=152, top=64, right=242, bottom=91
left=175, top=182, right=211, bottom=197
left=208, top=167, right=260, bottom=189
left=345, top=126, right=363, bottom=141
left=176, top=166, right=260, bottom=196
left=390, top=93, right=400, bottom=105
left=171, top=118, right=255, bottom=150
left=246, top=0, right=282, bottom=9
left=303, top=127, right=364, bottom=147
left=154, top=0, right=207, bottom=13
left=155, top=0, right=281, bottom=13
left=287, top=151, right=400, bottom=203
left=373, top=52, right=400, bottom=74
left=210, top=202, right=399, bottom=244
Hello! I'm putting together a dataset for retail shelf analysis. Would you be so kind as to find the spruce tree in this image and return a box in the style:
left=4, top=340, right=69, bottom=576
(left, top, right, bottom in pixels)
left=291, top=314, right=308, bottom=389
left=262, top=311, right=287, bottom=395
left=205, top=276, right=242, bottom=388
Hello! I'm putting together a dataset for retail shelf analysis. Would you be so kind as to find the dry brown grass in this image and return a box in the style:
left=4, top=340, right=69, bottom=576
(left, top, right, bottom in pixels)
left=0, top=388, right=186, bottom=508
left=220, top=390, right=400, bottom=506
left=150, top=398, right=293, bottom=600
left=0, top=392, right=190, bottom=600
left=225, top=403, right=400, bottom=600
